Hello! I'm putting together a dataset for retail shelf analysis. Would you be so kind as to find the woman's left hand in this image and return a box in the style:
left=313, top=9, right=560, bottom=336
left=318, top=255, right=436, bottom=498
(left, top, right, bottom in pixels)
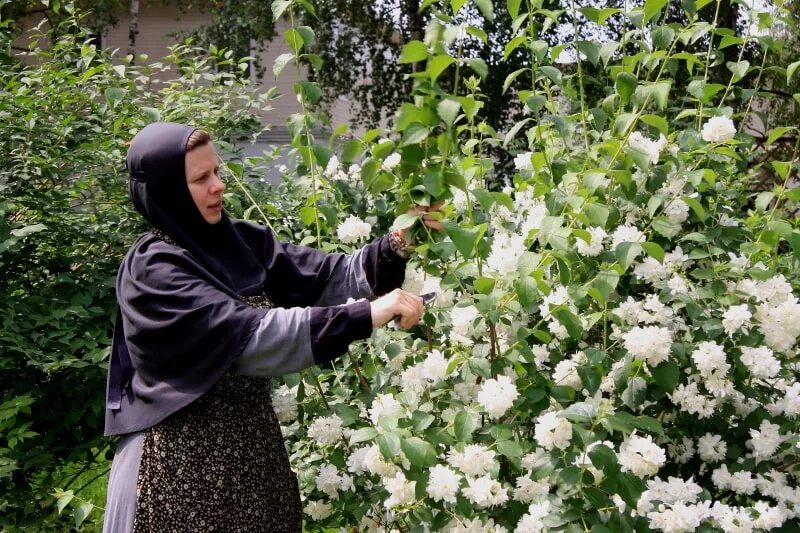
left=398, top=201, right=445, bottom=242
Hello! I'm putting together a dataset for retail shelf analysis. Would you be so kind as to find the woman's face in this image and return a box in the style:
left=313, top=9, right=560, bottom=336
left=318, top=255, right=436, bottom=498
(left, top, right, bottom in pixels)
left=185, top=142, right=225, bottom=224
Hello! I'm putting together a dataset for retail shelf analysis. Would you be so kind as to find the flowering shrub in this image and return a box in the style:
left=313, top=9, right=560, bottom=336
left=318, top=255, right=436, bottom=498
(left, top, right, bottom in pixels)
left=253, top=0, right=800, bottom=532
left=248, top=0, right=800, bottom=531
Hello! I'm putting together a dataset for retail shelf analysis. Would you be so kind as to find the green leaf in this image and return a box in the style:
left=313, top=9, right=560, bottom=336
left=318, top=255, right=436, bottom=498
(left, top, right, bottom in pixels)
left=644, top=0, right=668, bottom=21
left=615, top=242, right=642, bottom=270
left=378, top=433, right=402, bottom=458
left=295, top=81, right=321, bottom=104
left=401, top=124, right=431, bottom=145
left=578, top=365, right=602, bottom=395
left=585, top=204, right=610, bottom=227
left=400, top=40, right=428, bottom=63
left=437, top=98, right=461, bottom=127
left=504, top=37, right=527, bottom=61
left=537, top=65, right=562, bottom=86
left=454, top=411, right=475, bottom=441
left=579, top=7, right=621, bottom=24
left=271, top=0, right=291, bottom=21
left=429, top=55, right=455, bottom=82
left=772, top=161, right=791, bottom=180
left=401, top=437, right=438, bottom=468
left=475, top=0, right=494, bottom=20
left=726, top=60, right=750, bottom=81
left=788, top=60, right=800, bottom=83
left=682, top=196, right=706, bottom=221
left=74, top=502, right=93, bottom=529
left=766, top=126, right=795, bottom=146
left=104, top=87, right=126, bottom=106
left=497, top=439, right=523, bottom=457
left=465, top=58, right=488, bottom=79
left=10, top=224, right=46, bottom=238
left=640, top=114, right=668, bottom=136
left=444, top=222, right=486, bottom=259
left=350, top=427, right=378, bottom=444
left=142, top=107, right=160, bottom=122
left=56, top=490, right=74, bottom=515
left=273, top=52, right=294, bottom=77
left=617, top=473, right=645, bottom=508
left=791, top=231, right=800, bottom=261
left=652, top=361, right=680, bottom=392
left=621, top=376, right=647, bottom=409
left=554, top=308, right=583, bottom=339
left=589, top=444, right=618, bottom=472
left=641, top=242, right=665, bottom=262
left=508, top=0, right=522, bottom=18
left=283, top=28, right=304, bottom=54
left=576, top=40, right=600, bottom=66
left=615, top=72, right=637, bottom=104
left=755, top=191, right=775, bottom=213
left=391, top=213, right=420, bottom=231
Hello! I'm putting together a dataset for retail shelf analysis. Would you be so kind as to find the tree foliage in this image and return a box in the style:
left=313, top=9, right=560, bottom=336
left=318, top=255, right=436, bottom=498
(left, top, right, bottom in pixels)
left=0, top=5, right=273, bottom=528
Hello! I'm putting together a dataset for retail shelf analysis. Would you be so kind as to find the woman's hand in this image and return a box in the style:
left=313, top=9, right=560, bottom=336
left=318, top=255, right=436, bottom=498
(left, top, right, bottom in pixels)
left=398, top=200, right=445, bottom=243
left=370, top=289, right=424, bottom=329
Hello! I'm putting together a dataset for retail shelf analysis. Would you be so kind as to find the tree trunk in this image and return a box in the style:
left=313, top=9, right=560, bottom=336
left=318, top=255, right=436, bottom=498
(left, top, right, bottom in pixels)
left=127, top=0, right=140, bottom=60
left=402, top=0, right=423, bottom=72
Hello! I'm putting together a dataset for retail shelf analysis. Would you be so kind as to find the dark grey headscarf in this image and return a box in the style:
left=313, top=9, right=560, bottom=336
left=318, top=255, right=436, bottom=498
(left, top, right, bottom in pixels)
left=105, top=122, right=270, bottom=436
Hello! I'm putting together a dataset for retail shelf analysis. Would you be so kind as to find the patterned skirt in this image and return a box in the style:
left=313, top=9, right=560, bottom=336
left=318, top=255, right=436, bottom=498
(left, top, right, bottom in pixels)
left=132, top=373, right=302, bottom=532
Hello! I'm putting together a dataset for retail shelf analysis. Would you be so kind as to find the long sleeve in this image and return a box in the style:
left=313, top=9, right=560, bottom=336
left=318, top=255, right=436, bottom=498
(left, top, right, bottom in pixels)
left=310, top=235, right=408, bottom=306
left=232, top=220, right=409, bottom=307
left=233, top=299, right=372, bottom=377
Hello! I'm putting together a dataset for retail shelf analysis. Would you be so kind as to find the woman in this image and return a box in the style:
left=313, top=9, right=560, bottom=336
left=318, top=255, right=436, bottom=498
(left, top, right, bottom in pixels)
left=103, top=122, right=441, bottom=532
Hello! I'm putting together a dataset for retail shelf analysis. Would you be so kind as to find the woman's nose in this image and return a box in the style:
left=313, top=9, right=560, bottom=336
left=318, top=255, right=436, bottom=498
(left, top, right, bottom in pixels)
left=211, top=174, right=225, bottom=193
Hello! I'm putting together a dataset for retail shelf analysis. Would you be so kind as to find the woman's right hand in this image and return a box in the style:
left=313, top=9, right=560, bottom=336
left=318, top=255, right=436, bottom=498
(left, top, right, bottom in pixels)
left=370, top=289, right=424, bottom=330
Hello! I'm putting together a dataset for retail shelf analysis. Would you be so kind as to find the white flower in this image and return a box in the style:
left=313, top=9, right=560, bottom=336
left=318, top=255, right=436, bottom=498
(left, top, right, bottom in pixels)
left=739, top=346, right=780, bottom=379
left=746, top=420, right=783, bottom=462
left=382, top=152, right=401, bottom=170
left=477, top=375, right=519, bottom=419
left=722, top=304, right=751, bottom=336
left=423, top=349, right=450, bottom=383
left=664, top=198, right=689, bottom=225
left=755, top=296, right=800, bottom=352
left=551, top=352, right=584, bottom=389
left=369, top=393, right=404, bottom=425
left=315, top=464, right=349, bottom=499
left=399, top=363, right=427, bottom=393
left=486, top=232, right=526, bottom=275
left=347, top=446, right=370, bottom=474
left=701, top=116, right=736, bottom=142
left=383, top=471, right=416, bottom=509
left=307, top=415, right=344, bottom=446
left=272, top=385, right=297, bottom=423
left=364, top=445, right=399, bottom=477
left=514, top=476, right=550, bottom=504
left=447, top=444, right=497, bottom=477
left=646, top=502, right=711, bottom=532
left=463, top=475, right=509, bottom=508
left=337, top=215, right=371, bottom=243
left=450, top=305, right=479, bottom=345
left=697, top=434, right=727, bottom=463
left=514, top=152, right=533, bottom=172
left=618, top=434, right=666, bottom=478
left=534, top=411, right=572, bottom=450
left=426, top=464, right=462, bottom=503
left=575, top=226, right=606, bottom=257
left=691, top=341, right=729, bottom=382
left=623, top=326, right=673, bottom=367
left=628, top=131, right=667, bottom=164
left=610, top=224, right=646, bottom=249
left=303, top=500, right=332, bottom=520
left=515, top=501, right=551, bottom=533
